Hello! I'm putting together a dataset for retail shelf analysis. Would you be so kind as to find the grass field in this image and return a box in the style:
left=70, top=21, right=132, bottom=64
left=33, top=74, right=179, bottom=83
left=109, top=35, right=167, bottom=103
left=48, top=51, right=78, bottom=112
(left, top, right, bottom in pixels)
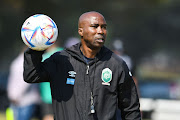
left=0, top=112, right=40, bottom=120
left=0, top=112, right=6, bottom=120
left=0, top=111, right=150, bottom=120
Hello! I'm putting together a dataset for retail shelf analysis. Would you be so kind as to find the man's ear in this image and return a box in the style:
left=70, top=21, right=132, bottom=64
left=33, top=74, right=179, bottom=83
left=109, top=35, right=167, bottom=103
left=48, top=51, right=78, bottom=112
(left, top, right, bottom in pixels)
left=78, top=28, right=83, bottom=37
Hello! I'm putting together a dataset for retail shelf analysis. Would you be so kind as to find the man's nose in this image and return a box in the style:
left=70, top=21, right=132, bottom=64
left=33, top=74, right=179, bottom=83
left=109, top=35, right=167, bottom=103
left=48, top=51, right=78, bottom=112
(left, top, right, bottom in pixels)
left=97, top=26, right=103, bottom=34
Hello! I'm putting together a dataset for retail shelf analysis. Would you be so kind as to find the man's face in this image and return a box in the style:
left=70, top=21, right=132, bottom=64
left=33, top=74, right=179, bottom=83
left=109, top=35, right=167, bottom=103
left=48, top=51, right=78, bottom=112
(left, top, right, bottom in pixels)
left=79, top=13, right=107, bottom=49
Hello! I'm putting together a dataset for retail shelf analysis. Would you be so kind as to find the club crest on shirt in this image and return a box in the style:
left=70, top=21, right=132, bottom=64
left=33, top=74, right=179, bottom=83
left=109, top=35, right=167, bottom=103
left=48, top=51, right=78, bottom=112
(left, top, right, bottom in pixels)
left=101, top=68, right=112, bottom=86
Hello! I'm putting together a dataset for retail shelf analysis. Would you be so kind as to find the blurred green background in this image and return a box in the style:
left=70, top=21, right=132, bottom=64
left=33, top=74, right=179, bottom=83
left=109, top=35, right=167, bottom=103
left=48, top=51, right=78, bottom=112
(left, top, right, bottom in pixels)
left=1, top=0, right=180, bottom=72
left=1, top=0, right=180, bottom=71
left=1, top=0, right=180, bottom=119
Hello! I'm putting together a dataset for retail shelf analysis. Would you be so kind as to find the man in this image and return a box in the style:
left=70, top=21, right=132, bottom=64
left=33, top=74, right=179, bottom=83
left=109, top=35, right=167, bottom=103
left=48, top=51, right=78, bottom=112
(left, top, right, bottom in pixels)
left=24, top=11, right=141, bottom=120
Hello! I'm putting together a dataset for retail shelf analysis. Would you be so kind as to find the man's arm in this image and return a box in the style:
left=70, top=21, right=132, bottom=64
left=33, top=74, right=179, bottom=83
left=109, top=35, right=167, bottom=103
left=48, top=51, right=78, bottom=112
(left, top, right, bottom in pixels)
left=23, top=48, right=49, bottom=83
left=118, top=61, right=141, bottom=120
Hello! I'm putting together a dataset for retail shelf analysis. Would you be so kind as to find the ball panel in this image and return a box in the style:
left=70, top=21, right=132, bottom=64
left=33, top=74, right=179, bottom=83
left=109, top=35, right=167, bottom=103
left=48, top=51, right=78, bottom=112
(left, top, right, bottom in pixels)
left=21, top=14, right=58, bottom=51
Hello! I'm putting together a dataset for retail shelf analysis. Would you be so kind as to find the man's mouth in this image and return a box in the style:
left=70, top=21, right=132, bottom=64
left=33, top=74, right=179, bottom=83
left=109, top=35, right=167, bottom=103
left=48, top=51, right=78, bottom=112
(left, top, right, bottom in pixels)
left=96, top=38, right=104, bottom=43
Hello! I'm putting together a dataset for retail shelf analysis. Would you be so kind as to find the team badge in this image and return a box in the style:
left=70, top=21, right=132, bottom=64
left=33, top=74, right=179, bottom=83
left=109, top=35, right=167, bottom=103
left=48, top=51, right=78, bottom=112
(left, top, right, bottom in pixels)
left=101, top=68, right=112, bottom=86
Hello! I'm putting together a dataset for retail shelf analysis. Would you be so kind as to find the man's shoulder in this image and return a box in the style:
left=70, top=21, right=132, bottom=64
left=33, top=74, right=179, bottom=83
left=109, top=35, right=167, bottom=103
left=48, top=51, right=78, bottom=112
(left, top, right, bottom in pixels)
left=101, top=46, right=124, bottom=64
left=111, top=52, right=124, bottom=63
left=50, top=50, right=70, bottom=60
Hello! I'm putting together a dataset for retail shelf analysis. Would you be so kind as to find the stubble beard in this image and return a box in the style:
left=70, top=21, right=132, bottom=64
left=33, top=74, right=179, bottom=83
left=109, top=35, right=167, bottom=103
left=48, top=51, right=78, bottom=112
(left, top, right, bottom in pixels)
left=84, top=39, right=104, bottom=50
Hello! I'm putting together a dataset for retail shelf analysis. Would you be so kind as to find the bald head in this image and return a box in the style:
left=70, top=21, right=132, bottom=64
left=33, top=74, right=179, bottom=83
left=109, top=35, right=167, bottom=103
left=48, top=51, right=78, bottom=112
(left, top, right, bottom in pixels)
left=78, top=11, right=106, bottom=28
left=77, top=11, right=107, bottom=52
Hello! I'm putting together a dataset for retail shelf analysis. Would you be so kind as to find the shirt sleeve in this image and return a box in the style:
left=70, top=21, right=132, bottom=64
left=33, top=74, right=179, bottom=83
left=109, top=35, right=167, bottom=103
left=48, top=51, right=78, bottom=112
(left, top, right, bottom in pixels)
left=23, top=48, right=49, bottom=83
left=118, top=61, right=142, bottom=120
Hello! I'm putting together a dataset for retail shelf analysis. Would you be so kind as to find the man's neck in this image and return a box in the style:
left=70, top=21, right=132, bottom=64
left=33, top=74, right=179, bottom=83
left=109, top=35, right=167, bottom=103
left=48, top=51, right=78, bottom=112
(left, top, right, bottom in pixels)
left=80, top=45, right=100, bottom=58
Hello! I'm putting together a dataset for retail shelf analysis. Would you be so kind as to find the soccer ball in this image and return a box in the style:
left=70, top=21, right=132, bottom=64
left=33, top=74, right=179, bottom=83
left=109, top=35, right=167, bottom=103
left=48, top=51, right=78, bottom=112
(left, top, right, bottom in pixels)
left=21, top=14, right=58, bottom=51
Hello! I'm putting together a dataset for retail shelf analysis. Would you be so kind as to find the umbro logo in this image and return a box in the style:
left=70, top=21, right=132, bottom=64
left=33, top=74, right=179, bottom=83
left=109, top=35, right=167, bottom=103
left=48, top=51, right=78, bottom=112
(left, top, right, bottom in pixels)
left=68, top=71, right=76, bottom=77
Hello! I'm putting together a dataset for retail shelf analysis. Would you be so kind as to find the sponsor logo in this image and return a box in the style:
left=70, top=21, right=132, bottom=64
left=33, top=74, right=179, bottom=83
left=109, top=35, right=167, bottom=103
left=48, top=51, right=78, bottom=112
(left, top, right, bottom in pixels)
left=68, top=71, right=76, bottom=77
left=66, top=71, right=76, bottom=85
left=66, top=78, right=75, bottom=85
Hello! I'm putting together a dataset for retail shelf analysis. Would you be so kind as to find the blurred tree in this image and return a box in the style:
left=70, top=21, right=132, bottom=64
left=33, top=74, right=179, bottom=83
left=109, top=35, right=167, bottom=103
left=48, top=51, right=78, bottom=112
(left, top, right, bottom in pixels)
left=1, top=0, right=180, bottom=73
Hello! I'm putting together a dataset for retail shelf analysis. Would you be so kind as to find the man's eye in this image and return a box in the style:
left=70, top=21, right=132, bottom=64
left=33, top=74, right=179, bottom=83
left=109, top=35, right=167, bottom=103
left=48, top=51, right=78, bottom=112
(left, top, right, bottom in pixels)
left=92, top=26, right=98, bottom=28
left=102, top=25, right=107, bottom=29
